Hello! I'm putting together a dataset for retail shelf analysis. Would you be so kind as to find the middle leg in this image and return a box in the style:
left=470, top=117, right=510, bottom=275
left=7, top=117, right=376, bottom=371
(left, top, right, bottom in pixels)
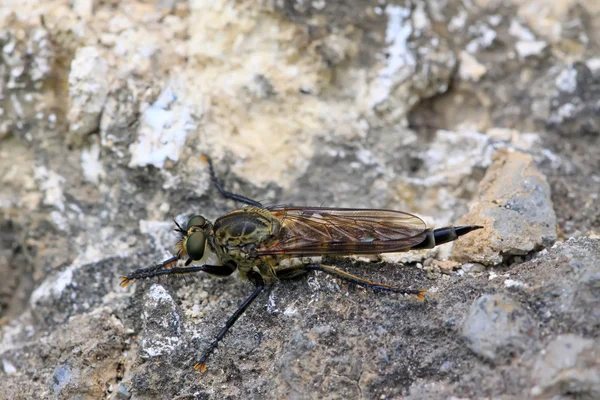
left=194, top=271, right=265, bottom=372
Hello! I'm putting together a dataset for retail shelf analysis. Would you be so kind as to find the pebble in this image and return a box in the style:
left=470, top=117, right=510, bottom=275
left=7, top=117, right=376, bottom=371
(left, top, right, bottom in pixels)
left=531, top=334, right=600, bottom=398
left=461, top=293, right=539, bottom=364
left=461, top=262, right=486, bottom=273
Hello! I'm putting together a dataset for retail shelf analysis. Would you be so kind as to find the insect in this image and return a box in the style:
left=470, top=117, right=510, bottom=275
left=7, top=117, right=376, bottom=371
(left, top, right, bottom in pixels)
left=121, top=155, right=483, bottom=372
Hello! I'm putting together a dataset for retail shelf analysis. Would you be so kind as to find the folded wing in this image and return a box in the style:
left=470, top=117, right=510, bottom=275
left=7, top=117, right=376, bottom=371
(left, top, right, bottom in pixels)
left=256, top=207, right=428, bottom=256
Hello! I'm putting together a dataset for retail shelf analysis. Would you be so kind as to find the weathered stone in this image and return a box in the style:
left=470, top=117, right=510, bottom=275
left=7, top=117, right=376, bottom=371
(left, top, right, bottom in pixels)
left=531, top=335, right=600, bottom=399
left=139, top=284, right=182, bottom=359
left=510, top=238, right=600, bottom=333
left=452, top=149, right=557, bottom=265
left=461, top=293, right=539, bottom=364
left=66, top=46, right=110, bottom=146
left=0, top=308, right=125, bottom=399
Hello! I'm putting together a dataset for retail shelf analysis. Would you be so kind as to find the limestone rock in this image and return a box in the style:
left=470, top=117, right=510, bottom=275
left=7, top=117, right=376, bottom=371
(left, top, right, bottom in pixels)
left=452, top=149, right=557, bottom=264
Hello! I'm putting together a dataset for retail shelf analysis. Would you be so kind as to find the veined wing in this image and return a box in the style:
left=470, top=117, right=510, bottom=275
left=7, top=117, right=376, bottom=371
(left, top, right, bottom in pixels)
left=256, top=206, right=428, bottom=256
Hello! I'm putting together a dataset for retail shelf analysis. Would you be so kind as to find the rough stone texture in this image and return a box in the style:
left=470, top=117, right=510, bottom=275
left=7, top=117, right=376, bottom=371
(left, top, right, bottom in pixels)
left=1, top=0, right=599, bottom=399
left=452, top=149, right=557, bottom=265
left=66, top=46, right=110, bottom=146
left=461, top=293, right=539, bottom=364
left=1, top=307, right=126, bottom=399
left=531, top=334, right=600, bottom=399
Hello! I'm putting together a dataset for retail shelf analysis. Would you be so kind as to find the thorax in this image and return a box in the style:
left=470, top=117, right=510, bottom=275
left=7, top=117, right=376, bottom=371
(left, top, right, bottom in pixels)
left=210, top=207, right=281, bottom=271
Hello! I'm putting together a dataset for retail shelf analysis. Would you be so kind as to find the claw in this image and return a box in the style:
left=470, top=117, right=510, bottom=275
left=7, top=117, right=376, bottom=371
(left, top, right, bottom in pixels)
left=193, top=362, right=207, bottom=373
left=120, top=276, right=133, bottom=287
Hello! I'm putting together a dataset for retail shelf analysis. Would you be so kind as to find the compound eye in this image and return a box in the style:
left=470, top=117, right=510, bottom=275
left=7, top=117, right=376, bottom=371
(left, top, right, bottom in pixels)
left=186, top=231, right=206, bottom=261
left=187, top=215, right=206, bottom=230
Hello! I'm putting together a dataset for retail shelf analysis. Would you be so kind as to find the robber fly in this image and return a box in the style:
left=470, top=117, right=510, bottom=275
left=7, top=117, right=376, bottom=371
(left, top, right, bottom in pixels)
left=121, top=155, right=482, bottom=372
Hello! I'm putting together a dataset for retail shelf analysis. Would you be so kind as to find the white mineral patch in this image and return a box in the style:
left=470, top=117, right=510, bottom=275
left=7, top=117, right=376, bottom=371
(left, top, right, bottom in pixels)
left=50, top=210, right=69, bottom=232
left=466, top=24, right=497, bottom=53
left=267, top=292, right=279, bottom=314
left=139, top=219, right=174, bottom=257
left=141, top=336, right=180, bottom=357
left=72, top=0, right=94, bottom=18
left=505, top=279, right=526, bottom=288
left=412, top=2, right=429, bottom=32
left=548, top=103, right=576, bottom=124
left=355, top=148, right=378, bottom=165
left=67, top=46, right=109, bottom=139
left=147, top=284, right=174, bottom=303
left=513, top=132, right=542, bottom=151
left=515, top=40, right=547, bottom=58
left=380, top=249, right=432, bottom=264
left=459, top=51, right=487, bottom=82
left=366, top=5, right=415, bottom=109
left=407, top=130, right=493, bottom=187
left=128, top=85, right=195, bottom=169
left=0, top=321, right=35, bottom=352
left=30, top=264, right=77, bottom=307
left=81, top=141, right=106, bottom=184
left=515, top=1, right=566, bottom=42
left=33, top=166, right=66, bottom=211
left=487, top=127, right=517, bottom=141
left=487, top=15, right=502, bottom=27
left=586, top=58, right=600, bottom=73
left=555, top=67, right=578, bottom=93
left=509, top=20, right=536, bottom=41
left=141, top=284, right=181, bottom=357
left=448, top=9, right=467, bottom=32
left=283, top=306, right=299, bottom=316
left=2, top=359, right=17, bottom=375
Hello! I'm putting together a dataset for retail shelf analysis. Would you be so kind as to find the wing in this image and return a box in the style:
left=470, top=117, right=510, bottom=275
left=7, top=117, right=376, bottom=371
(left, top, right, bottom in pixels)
left=256, top=206, right=429, bottom=256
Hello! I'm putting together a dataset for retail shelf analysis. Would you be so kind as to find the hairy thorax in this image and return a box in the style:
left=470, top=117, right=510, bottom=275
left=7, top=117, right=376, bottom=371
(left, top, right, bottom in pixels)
left=211, top=207, right=282, bottom=279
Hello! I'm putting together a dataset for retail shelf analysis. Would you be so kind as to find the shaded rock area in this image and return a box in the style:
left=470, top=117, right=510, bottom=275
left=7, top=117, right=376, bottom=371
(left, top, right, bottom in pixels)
left=1, top=1, right=599, bottom=399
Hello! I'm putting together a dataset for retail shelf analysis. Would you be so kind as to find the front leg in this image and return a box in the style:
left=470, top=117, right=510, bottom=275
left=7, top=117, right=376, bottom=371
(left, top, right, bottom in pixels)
left=120, top=259, right=237, bottom=287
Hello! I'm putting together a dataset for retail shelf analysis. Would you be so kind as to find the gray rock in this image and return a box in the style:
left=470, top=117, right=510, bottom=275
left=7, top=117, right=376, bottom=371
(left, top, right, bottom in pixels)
left=461, top=293, right=539, bottom=364
left=548, top=62, right=600, bottom=137
left=531, top=335, right=600, bottom=399
left=138, top=284, right=182, bottom=359
left=1, top=0, right=599, bottom=399
left=66, top=46, right=110, bottom=147
left=452, top=149, right=558, bottom=265
left=509, top=238, right=600, bottom=334
left=112, top=383, right=132, bottom=400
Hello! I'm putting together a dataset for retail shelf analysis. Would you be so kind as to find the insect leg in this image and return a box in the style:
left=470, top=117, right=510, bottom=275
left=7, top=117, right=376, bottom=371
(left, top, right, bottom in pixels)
left=304, top=264, right=426, bottom=300
left=194, top=272, right=265, bottom=373
left=120, top=260, right=236, bottom=287
left=201, top=154, right=263, bottom=208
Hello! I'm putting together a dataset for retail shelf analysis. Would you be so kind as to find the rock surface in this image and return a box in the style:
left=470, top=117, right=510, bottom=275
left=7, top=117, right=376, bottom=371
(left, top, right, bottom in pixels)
left=531, top=334, right=600, bottom=399
left=452, top=149, right=557, bottom=265
left=461, top=293, right=539, bottom=364
left=1, top=1, right=599, bottom=399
